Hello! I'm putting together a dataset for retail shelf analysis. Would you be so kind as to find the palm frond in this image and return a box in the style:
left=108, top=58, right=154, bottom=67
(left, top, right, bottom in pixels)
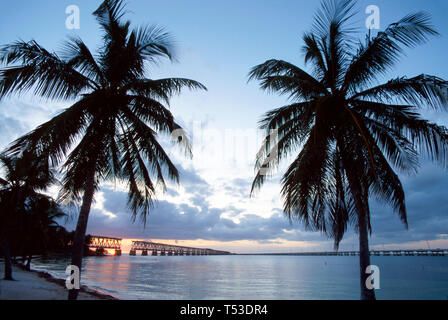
left=302, top=33, right=327, bottom=81
left=248, top=59, right=327, bottom=98
left=93, top=0, right=128, bottom=36
left=4, top=98, right=91, bottom=166
left=363, top=118, right=419, bottom=173
left=326, top=148, right=356, bottom=249
left=251, top=103, right=315, bottom=194
left=128, top=95, right=174, bottom=133
left=280, top=126, right=333, bottom=230
left=259, top=101, right=314, bottom=130
left=401, top=119, right=448, bottom=168
left=126, top=78, right=207, bottom=105
left=352, top=74, right=448, bottom=111
left=343, top=12, right=439, bottom=93
left=133, top=25, right=176, bottom=62
left=0, top=40, right=94, bottom=100
left=312, top=0, right=357, bottom=39
left=310, top=0, right=357, bottom=90
left=61, top=36, right=104, bottom=86
left=119, top=108, right=180, bottom=183
left=118, top=128, right=156, bottom=225
left=59, top=119, right=107, bottom=200
left=0, top=177, right=8, bottom=186
left=369, top=145, right=408, bottom=227
left=117, top=130, right=154, bottom=225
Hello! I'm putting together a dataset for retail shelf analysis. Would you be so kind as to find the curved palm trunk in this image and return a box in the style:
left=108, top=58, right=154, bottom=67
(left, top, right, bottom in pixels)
left=358, top=212, right=376, bottom=300
left=67, top=168, right=96, bottom=300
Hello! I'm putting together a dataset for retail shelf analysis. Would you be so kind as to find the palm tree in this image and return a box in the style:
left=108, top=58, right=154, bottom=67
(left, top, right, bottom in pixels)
left=46, top=226, right=74, bottom=255
left=0, top=0, right=206, bottom=299
left=0, top=151, right=56, bottom=279
left=20, top=194, right=66, bottom=270
left=249, top=0, right=448, bottom=300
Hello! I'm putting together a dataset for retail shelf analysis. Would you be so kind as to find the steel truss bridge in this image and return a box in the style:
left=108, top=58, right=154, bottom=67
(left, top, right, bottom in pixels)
left=129, top=240, right=231, bottom=256
left=88, top=236, right=123, bottom=255
left=87, top=236, right=231, bottom=256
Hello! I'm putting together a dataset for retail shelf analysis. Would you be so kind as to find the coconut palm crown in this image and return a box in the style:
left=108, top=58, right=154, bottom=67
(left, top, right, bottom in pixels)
left=249, top=0, right=448, bottom=300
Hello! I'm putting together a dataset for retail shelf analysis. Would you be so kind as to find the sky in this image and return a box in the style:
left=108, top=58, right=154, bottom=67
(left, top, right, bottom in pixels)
left=1, top=0, right=448, bottom=253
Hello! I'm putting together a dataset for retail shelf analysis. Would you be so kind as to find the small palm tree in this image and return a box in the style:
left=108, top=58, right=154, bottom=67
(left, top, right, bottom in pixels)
left=20, top=194, right=66, bottom=270
left=249, top=0, right=448, bottom=300
left=0, top=151, right=56, bottom=279
left=0, top=0, right=206, bottom=299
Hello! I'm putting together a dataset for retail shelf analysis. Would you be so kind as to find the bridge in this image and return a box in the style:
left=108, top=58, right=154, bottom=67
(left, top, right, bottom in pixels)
left=86, top=236, right=231, bottom=256
left=129, top=240, right=231, bottom=256
left=88, top=235, right=122, bottom=256
left=250, top=249, right=448, bottom=257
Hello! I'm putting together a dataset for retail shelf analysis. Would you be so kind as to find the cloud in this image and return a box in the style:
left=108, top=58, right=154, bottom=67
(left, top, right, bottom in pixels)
left=367, top=163, right=448, bottom=245
left=56, top=158, right=448, bottom=253
left=0, top=99, right=65, bottom=151
left=60, top=167, right=319, bottom=244
left=0, top=115, right=27, bottom=148
left=2, top=100, right=447, bottom=252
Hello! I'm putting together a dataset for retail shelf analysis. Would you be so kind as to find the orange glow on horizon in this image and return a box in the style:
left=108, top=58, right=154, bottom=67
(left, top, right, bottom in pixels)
left=103, top=237, right=448, bottom=254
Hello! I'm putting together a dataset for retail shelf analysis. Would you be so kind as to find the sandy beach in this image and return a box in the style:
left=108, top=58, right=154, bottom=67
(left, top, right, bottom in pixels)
left=0, top=264, right=117, bottom=300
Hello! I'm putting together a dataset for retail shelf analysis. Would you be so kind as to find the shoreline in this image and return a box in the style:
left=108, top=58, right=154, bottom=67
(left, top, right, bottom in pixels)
left=0, top=263, right=118, bottom=300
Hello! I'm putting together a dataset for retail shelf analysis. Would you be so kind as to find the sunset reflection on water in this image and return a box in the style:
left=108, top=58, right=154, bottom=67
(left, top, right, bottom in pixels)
left=31, top=255, right=448, bottom=300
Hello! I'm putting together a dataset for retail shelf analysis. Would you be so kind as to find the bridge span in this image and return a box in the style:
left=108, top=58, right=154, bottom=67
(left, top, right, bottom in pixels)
left=86, top=236, right=231, bottom=256
left=129, top=240, right=231, bottom=256
left=88, top=235, right=123, bottom=256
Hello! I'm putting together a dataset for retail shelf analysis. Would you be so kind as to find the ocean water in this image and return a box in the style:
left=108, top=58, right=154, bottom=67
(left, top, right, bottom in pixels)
left=29, top=255, right=448, bottom=300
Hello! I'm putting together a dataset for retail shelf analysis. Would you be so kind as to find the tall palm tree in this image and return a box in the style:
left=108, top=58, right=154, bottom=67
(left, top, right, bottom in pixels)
left=0, top=151, right=56, bottom=279
left=0, top=0, right=206, bottom=299
left=249, top=0, right=448, bottom=300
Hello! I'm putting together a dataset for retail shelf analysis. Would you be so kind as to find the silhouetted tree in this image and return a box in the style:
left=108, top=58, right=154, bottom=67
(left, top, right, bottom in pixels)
left=249, top=0, right=448, bottom=300
left=0, top=0, right=206, bottom=299
left=20, top=195, right=66, bottom=270
left=0, top=152, right=56, bottom=279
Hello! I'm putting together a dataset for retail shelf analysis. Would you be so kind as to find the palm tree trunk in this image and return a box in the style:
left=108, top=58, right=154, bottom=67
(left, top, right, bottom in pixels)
left=26, top=254, right=32, bottom=271
left=3, top=240, right=14, bottom=280
left=67, top=166, right=96, bottom=300
left=358, top=212, right=376, bottom=300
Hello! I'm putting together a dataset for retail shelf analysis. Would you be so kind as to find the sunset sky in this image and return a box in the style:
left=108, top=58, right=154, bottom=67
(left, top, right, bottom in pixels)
left=1, top=0, right=448, bottom=253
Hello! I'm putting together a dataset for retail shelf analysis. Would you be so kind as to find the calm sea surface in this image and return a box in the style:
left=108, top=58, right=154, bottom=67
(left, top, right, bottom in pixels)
left=30, top=255, right=448, bottom=300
